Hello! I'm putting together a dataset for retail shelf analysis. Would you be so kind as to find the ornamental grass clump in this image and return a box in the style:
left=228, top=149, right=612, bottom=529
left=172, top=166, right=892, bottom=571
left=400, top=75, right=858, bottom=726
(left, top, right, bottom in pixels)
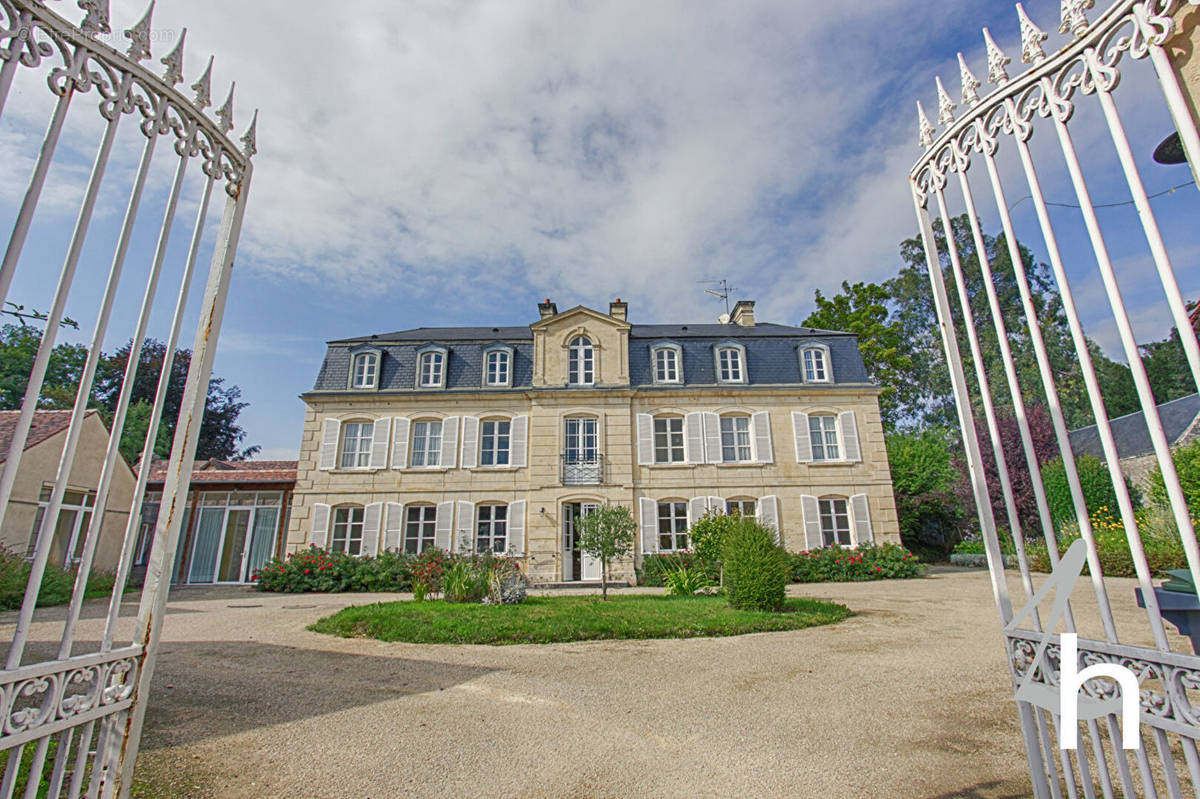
left=721, top=518, right=789, bottom=612
left=443, top=559, right=490, bottom=603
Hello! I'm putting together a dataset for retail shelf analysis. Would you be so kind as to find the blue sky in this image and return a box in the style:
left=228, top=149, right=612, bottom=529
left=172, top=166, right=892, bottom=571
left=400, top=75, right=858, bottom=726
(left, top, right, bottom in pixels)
left=1, top=0, right=1197, bottom=458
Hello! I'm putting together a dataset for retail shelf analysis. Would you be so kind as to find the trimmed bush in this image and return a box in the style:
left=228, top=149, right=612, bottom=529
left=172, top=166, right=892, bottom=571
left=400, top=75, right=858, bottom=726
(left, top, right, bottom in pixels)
left=1041, top=454, right=1123, bottom=532
left=722, top=518, right=789, bottom=611
left=789, top=543, right=924, bottom=583
left=689, top=510, right=743, bottom=577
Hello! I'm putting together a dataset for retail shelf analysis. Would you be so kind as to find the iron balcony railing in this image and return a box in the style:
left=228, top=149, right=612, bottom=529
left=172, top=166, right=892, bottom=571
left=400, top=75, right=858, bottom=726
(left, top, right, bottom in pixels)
left=561, top=454, right=604, bottom=485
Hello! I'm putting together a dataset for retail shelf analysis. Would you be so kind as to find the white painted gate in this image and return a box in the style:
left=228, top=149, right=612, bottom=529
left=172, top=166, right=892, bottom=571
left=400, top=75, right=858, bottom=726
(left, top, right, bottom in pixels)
left=910, top=1, right=1200, bottom=796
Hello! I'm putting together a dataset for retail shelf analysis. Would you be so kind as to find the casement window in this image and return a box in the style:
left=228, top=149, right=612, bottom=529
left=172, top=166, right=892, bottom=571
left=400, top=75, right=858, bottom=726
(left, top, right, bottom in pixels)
left=476, top=504, right=508, bottom=553
left=652, top=343, right=682, bottom=384
left=339, top=421, right=374, bottom=468
left=418, top=350, right=445, bottom=388
left=351, top=352, right=379, bottom=389
left=719, top=415, right=752, bottom=462
left=726, top=498, right=756, bottom=517
left=715, top=343, right=746, bottom=383
left=330, top=506, right=365, bottom=555
left=410, top=420, right=443, bottom=467
left=564, top=417, right=598, bottom=462
left=657, top=501, right=689, bottom=551
left=480, top=419, right=511, bottom=466
left=568, top=336, right=594, bottom=385
left=485, top=349, right=511, bottom=387
left=653, top=417, right=685, bottom=464
left=808, top=414, right=840, bottom=461
left=404, top=505, right=438, bottom=553
left=801, top=345, right=831, bottom=383
left=819, top=498, right=852, bottom=547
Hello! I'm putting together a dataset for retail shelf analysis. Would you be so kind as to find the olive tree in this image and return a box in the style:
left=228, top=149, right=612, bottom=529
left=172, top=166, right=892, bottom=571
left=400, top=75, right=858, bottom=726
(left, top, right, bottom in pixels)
left=577, top=504, right=636, bottom=600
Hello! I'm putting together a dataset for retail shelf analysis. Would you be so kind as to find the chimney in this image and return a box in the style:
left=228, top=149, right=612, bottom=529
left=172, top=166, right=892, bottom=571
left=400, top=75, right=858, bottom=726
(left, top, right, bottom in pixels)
left=731, top=300, right=756, bottom=327
left=609, top=298, right=627, bottom=321
left=538, top=298, right=558, bottom=319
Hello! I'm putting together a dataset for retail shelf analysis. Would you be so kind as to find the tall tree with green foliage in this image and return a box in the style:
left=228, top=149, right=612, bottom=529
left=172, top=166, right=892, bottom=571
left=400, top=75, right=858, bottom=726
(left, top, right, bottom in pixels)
left=576, top=504, right=636, bottom=600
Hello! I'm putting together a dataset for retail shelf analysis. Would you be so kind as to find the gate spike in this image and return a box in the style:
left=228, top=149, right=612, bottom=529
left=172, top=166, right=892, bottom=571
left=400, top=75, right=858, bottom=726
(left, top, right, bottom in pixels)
left=123, top=1, right=155, bottom=63
left=160, top=28, right=186, bottom=86
left=215, top=82, right=235, bottom=133
left=241, top=110, right=258, bottom=158
left=983, top=27, right=1011, bottom=86
left=1016, top=4, right=1048, bottom=64
left=191, top=56, right=214, bottom=110
left=78, top=0, right=111, bottom=36
left=1060, top=0, right=1094, bottom=37
left=935, top=76, right=957, bottom=126
left=958, top=53, right=981, bottom=106
left=917, top=101, right=935, bottom=148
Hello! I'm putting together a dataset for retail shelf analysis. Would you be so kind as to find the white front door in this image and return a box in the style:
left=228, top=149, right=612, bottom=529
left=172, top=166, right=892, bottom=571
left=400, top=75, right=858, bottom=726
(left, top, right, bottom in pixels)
left=580, top=502, right=602, bottom=581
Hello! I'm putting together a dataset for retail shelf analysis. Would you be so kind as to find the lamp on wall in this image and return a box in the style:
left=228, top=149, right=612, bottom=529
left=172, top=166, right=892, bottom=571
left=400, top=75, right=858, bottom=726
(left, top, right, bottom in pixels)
left=539, top=507, right=546, bottom=516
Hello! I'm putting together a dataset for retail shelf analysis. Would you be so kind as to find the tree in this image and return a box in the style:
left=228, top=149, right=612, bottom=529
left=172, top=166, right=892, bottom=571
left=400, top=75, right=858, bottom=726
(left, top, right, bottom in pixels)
left=576, top=504, right=636, bottom=600
left=885, top=428, right=968, bottom=555
left=0, top=324, right=88, bottom=410
left=801, top=281, right=913, bottom=430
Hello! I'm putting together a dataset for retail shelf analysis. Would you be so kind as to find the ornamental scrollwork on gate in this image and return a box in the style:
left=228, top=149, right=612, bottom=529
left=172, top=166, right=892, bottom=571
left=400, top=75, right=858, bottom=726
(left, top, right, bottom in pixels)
left=0, top=649, right=140, bottom=743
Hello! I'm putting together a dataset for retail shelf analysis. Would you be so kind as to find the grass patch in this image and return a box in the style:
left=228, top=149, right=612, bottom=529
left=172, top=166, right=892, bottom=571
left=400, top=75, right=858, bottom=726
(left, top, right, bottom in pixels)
left=309, top=594, right=850, bottom=645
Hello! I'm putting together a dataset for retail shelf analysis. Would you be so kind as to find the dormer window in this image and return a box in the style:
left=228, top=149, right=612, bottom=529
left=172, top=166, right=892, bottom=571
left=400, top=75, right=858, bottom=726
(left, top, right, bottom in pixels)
left=651, top=343, right=682, bottom=384
left=416, top=346, right=447, bottom=389
left=348, top=349, right=380, bottom=390
left=715, top=342, right=746, bottom=384
left=483, top=344, right=514, bottom=388
left=568, top=336, right=594, bottom=386
left=800, top=344, right=832, bottom=383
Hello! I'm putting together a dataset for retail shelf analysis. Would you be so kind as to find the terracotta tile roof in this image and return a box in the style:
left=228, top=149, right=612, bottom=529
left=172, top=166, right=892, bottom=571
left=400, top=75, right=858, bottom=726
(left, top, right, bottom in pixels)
left=0, top=409, right=101, bottom=464
left=143, top=458, right=297, bottom=485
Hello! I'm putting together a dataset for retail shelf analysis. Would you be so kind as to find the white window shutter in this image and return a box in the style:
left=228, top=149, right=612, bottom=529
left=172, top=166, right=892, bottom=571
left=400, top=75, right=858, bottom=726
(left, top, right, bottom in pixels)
left=460, top=416, right=480, bottom=469
left=840, top=411, right=861, bottom=463
left=391, top=418, right=410, bottom=469
left=752, top=411, right=773, bottom=464
left=801, top=494, right=821, bottom=550
left=758, top=495, right=780, bottom=544
left=851, top=493, right=873, bottom=545
left=455, top=500, right=475, bottom=554
left=792, top=412, right=812, bottom=463
left=440, top=416, right=460, bottom=468
left=688, top=496, right=707, bottom=527
left=434, top=501, right=454, bottom=550
left=384, top=502, right=404, bottom=551
left=319, top=419, right=340, bottom=470
left=507, top=500, right=526, bottom=555
left=702, top=412, right=721, bottom=464
left=363, top=502, right=383, bottom=556
left=369, top=418, right=391, bottom=469
left=639, top=497, right=658, bottom=556
left=510, top=415, right=529, bottom=467
left=707, top=496, right=724, bottom=515
left=684, top=412, right=704, bottom=464
left=310, top=503, right=330, bottom=547
left=636, top=413, right=654, bottom=465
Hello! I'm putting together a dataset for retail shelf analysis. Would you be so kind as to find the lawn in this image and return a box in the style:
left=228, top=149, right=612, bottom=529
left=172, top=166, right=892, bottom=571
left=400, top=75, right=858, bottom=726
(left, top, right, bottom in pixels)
left=309, top=594, right=851, bottom=645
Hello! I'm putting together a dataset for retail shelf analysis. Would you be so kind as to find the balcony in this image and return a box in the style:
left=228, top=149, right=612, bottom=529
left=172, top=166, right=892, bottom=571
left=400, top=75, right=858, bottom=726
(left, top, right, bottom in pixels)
left=561, top=454, right=604, bottom=485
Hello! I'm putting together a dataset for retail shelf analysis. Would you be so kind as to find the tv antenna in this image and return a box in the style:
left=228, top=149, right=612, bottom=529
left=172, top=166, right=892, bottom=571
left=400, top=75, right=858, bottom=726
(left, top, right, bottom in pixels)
left=699, top=279, right=738, bottom=316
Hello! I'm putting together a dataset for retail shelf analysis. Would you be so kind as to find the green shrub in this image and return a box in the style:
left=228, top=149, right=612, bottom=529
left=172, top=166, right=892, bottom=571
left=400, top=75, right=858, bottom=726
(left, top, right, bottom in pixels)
left=886, top=428, right=968, bottom=554
left=1026, top=506, right=1191, bottom=577
left=789, top=542, right=924, bottom=582
left=1041, top=454, right=1123, bottom=532
left=689, top=510, right=741, bottom=577
left=636, top=552, right=702, bottom=587
left=0, top=545, right=119, bottom=610
left=662, top=562, right=713, bottom=596
left=443, top=558, right=490, bottom=603
left=722, top=518, right=789, bottom=611
left=1147, top=438, right=1200, bottom=512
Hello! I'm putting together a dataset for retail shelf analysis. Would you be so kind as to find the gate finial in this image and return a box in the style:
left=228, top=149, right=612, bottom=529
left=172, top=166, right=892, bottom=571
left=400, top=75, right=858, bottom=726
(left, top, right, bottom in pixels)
left=192, top=56, right=214, bottom=110
left=124, top=1, right=155, bottom=63
left=1016, top=4, right=1048, bottom=63
left=160, top=29, right=186, bottom=86
left=917, top=101, right=935, bottom=148
left=958, top=53, right=981, bottom=107
left=216, top=83, right=235, bottom=133
left=983, top=27, right=1011, bottom=86
left=1060, top=0, right=1094, bottom=37
left=241, top=110, right=258, bottom=158
left=78, top=0, right=111, bottom=36
left=935, top=77, right=956, bottom=126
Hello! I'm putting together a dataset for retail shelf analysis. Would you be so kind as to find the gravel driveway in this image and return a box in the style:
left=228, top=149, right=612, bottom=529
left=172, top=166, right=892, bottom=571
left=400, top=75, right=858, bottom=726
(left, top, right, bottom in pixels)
left=4, top=567, right=1180, bottom=798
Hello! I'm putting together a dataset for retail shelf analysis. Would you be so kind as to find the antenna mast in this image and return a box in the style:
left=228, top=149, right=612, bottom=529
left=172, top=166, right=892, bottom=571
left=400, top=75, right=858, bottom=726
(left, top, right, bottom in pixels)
left=699, top=279, right=738, bottom=316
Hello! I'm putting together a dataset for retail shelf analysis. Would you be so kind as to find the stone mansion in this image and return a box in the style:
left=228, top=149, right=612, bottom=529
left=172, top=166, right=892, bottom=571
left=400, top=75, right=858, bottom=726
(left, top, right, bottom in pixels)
left=285, top=299, right=899, bottom=583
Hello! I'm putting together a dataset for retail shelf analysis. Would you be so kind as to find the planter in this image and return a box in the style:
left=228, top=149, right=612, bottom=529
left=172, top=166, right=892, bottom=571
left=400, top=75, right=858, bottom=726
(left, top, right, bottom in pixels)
left=1135, top=586, right=1200, bottom=654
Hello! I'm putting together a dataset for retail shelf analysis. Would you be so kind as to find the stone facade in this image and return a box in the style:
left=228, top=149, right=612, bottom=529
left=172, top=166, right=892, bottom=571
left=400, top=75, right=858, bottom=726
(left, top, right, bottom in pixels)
left=286, top=301, right=900, bottom=584
left=1170, top=2, right=1200, bottom=184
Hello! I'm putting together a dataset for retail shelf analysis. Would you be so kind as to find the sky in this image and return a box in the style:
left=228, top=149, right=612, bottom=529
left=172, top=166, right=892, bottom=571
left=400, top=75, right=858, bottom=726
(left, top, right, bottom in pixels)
left=0, top=0, right=1197, bottom=459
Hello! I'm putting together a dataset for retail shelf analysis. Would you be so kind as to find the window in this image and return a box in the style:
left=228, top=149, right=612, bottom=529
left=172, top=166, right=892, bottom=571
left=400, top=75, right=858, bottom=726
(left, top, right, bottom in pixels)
left=485, top=350, right=510, bottom=386
left=28, top=487, right=96, bottom=566
left=410, top=420, right=442, bottom=467
left=330, top=506, right=364, bottom=555
left=418, top=350, right=445, bottom=388
left=404, top=505, right=437, bottom=553
left=351, top=352, right=378, bottom=389
left=653, top=417, right=685, bottom=464
left=716, top=345, right=744, bottom=383
left=720, top=415, right=752, bottom=462
left=802, top=347, right=828, bottom=382
left=339, top=421, right=374, bottom=468
left=480, top=419, right=511, bottom=466
left=809, top=414, right=840, bottom=461
left=476, top=504, right=508, bottom=553
left=819, top=498, right=851, bottom=547
left=652, top=344, right=681, bottom=383
left=564, top=417, right=598, bottom=463
left=657, top=501, right=688, bottom=551
left=568, top=336, right=594, bottom=385
left=726, top=498, right=756, bottom=517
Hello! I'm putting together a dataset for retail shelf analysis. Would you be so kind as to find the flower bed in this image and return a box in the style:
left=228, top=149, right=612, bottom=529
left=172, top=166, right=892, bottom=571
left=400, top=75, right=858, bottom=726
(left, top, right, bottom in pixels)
left=789, top=543, right=924, bottom=583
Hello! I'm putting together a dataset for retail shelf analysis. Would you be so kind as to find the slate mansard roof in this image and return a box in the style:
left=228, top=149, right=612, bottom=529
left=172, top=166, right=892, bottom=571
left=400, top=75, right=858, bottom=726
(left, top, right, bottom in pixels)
left=309, top=321, right=872, bottom=393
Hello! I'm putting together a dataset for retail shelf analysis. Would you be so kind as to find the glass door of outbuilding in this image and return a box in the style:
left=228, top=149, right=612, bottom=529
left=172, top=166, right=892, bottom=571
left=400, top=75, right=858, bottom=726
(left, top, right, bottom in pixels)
left=187, top=501, right=280, bottom=584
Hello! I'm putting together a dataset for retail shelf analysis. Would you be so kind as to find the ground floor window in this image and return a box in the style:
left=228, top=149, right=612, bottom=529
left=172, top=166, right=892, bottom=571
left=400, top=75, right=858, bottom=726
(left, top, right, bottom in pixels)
left=476, top=504, right=508, bottom=553
left=331, top=505, right=364, bottom=555
left=28, top=487, right=96, bottom=566
left=726, top=498, right=756, bottom=518
left=405, top=505, right=437, bottom=553
left=819, top=498, right=851, bottom=547
left=657, top=501, right=688, bottom=552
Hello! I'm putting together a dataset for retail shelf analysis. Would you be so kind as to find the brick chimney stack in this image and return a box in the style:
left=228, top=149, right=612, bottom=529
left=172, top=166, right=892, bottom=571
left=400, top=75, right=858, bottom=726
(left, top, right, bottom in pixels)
left=609, top=299, right=628, bottom=321
left=538, top=299, right=558, bottom=319
left=731, top=300, right=756, bottom=327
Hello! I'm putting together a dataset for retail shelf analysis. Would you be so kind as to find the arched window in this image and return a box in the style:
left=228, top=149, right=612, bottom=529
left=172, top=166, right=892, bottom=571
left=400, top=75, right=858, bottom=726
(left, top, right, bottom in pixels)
left=418, top=350, right=445, bottom=388
left=484, top=349, right=511, bottom=386
left=651, top=343, right=682, bottom=384
left=714, top=342, right=746, bottom=383
left=800, top=344, right=832, bottom=383
left=339, top=420, right=374, bottom=469
left=351, top=352, right=378, bottom=389
left=404, top=504, right=437, bottom=553
left=568, top=336, right=594, bottom=385
left=331, top=505, right=364, bottom=554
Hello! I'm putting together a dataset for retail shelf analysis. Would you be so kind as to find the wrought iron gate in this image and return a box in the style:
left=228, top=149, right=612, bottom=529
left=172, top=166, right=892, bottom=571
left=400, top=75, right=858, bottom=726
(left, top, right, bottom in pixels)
left=911, top=1, right=1200, bottom=796
left=0, top=1, right=254, bottom=796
